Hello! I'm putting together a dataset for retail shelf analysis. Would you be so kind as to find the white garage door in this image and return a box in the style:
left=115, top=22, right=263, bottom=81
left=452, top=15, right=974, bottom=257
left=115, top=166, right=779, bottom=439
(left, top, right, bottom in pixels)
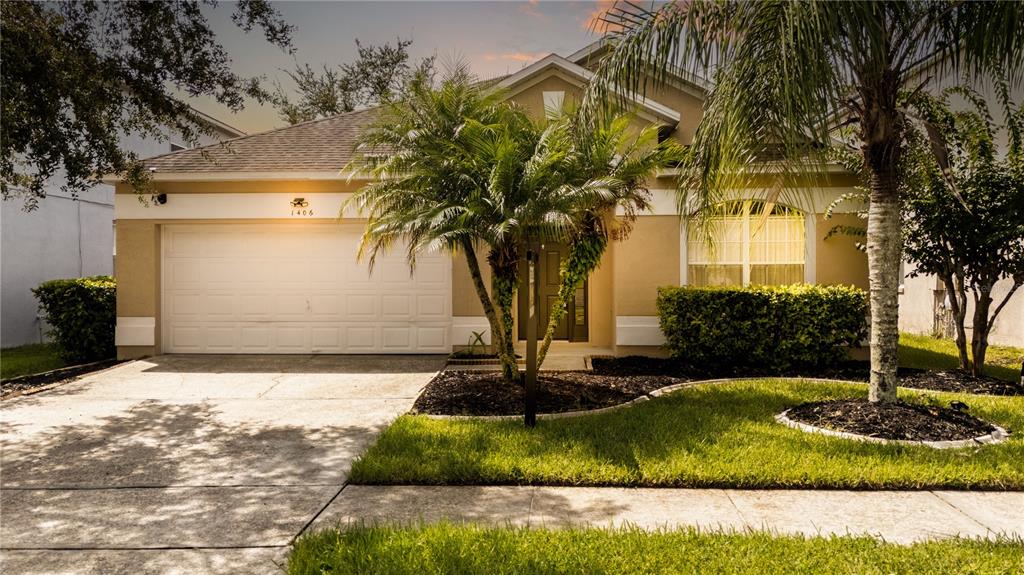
left=161, top=224, right=452, bottom=353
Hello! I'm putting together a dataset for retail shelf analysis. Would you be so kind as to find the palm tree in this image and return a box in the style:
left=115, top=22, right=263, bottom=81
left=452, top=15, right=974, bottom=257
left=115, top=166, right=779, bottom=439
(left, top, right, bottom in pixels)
left=589, top=1, right=1024, bottom=402
left=346, top=64, right=523, bottom=379
left=536, top=114, right=682, bottom=367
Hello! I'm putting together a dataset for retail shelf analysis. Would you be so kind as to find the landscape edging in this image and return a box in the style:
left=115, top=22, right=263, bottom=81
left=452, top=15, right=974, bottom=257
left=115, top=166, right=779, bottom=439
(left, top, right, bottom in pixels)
left=774, top=409, right=1011, bottom=449
left=415, top=376, right=858, bottom=421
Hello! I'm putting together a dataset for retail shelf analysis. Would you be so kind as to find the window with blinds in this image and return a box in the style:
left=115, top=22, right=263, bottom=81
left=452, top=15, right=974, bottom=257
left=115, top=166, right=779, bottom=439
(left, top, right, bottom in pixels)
left=688, top=200, right=805, bottom=287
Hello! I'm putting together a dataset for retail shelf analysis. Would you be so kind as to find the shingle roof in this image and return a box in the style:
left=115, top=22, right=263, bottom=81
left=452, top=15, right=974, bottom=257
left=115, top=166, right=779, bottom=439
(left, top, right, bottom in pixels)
left=142, top=107, right=379, bottom=173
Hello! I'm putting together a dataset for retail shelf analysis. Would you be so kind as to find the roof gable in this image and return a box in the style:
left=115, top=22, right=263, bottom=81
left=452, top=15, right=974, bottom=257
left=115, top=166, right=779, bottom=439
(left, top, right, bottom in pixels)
left=495, top=54, right=680, bottom=124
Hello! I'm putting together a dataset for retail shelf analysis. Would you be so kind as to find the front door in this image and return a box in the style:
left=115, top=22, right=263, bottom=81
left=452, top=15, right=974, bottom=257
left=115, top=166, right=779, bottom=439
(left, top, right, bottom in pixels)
left=517, top=244, right=588, bottom=341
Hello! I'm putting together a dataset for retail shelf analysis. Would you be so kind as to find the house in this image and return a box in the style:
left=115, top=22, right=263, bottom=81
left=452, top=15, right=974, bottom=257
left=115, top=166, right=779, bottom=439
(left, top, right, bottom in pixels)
left=107, top=41, right=867, bottom=359
left=0, top=111, right=245, bottom=348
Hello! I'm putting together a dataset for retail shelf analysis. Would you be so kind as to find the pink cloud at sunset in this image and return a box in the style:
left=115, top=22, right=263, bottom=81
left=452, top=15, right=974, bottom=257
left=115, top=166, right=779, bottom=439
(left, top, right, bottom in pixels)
left=482, top=52, right=550, bottom=64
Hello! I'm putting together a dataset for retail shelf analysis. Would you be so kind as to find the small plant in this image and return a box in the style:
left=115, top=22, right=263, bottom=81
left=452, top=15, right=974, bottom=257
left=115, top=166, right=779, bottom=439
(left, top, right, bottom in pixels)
left=451, top=331, right=493, bottom=359
left=467, top=330, right=487, bottom=356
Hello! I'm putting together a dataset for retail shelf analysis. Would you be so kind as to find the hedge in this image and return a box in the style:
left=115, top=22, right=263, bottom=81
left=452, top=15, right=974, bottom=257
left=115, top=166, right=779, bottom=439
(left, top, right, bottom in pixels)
left=656, top=284, right=868, bottom=372
left=32, top=276, right=116, bottom=363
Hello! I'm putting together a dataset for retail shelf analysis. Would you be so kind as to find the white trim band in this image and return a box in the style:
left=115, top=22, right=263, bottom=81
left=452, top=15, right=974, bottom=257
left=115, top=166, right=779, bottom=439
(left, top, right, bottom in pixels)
left=451, top=316, right=492, bottom=346
left=615, top=316, right=665, bottom=346
left=115, top=193, right=361, bottom=220
left=116, top=317, right=156, bottom=346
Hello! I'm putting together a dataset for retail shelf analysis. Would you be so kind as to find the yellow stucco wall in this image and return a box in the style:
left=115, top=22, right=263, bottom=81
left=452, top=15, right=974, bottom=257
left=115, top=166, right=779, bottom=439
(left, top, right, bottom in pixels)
left=115, top=220, right=160, bottom=358
left=506, top=74, right=584, bottom=120
left=451, top=243, right=492, bottom=317
left=613, top=216, right=681, bottom=316
left=815, top=213, right=869, bottom=290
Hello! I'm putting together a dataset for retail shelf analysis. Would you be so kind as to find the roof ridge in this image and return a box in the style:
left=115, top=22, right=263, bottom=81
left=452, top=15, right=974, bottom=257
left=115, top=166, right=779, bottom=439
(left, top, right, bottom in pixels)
left=141, top=107, right=380, bottom=166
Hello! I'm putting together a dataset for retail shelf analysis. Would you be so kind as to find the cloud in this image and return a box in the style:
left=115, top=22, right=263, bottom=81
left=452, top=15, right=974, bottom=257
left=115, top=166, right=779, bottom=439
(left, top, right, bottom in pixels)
left=482, top=52, right=548, bottom=63
left=519, top=0, right=548, bottom=22
left=581, top=0, right=618, bottom=31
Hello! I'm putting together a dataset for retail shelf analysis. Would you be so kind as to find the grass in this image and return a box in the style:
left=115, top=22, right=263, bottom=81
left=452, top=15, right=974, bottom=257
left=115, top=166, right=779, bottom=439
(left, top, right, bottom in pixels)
left=899, top=332, right=1023, bottom=382
left=0, top=343, right=65, bottom=380
left=351, top=379, right=1024, bottom=489
left=288, top=524, right=1024, bottom=575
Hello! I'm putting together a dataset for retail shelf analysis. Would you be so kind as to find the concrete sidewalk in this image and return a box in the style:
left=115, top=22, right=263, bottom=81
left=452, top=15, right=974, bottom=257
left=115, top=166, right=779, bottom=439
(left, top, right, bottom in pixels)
left=312, top=485, right=1024, bottom=545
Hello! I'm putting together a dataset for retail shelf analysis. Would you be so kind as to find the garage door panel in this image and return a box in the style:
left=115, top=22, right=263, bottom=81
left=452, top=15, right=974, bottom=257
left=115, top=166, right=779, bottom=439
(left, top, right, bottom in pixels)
left=205, top=326, right=239, bottom=353
left=345, top=294, right=378, bottom=319
left=239, top=294, right=274, bottom=319
left=345, top=326, right=378, bottom=352
left=240, top=326, right=273, bottom=351
left=204, top=293, right=238, bottom=320
left=417, top=327, right=448, bottom=351
left=167, top=326, right=204, bottom=352
left=310, top=294, right=342, bottom=318
left=162, top=224, right=451, bottom=353
left=416, top=294, right=448, bottom=319
left=169, top=292, right=203, bottom=318
left=382, top=327, right=412, bottom=351
left=413, top=261, right=447, bottom=287
left=311, top=327, right=342, bottom=352
left=274, top=327, right=307, bottom=352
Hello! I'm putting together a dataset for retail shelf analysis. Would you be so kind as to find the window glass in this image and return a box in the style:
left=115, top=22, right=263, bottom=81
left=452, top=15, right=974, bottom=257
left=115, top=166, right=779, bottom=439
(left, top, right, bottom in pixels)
left=687, top=200, right=805, bottom=287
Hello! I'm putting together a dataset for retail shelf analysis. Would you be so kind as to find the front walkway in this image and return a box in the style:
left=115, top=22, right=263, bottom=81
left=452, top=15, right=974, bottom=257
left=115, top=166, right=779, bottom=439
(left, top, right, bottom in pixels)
left=0, top=354, right=445, bottom=574
left=312, top=485, right=1023, bottom=545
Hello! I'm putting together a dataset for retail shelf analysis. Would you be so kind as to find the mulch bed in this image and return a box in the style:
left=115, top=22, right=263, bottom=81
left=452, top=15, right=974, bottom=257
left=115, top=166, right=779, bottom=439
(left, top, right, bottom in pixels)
left=590, top=356, right=1023, bottom=396
left=784, top=399, right=997, bottom=442
left=1, top=359, right=124, bottom=400
left=411, top=370, right=681, bottom=416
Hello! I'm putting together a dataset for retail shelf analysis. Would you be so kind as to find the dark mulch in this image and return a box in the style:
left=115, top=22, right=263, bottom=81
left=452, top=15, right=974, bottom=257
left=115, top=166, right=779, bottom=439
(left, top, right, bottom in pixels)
left=1, top=359, right=124, bottom=400
left=785, top=399, right=997, bottom=442
left=897, top=370, right=1023, bottom=396
left=590, top=356, right=1023, bottom=396
left=411, top=370, right=681, bottom=416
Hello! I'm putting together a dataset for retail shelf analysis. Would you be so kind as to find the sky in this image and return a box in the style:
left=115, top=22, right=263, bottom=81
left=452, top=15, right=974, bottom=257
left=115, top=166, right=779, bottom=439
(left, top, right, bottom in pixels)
left=190, top=1, right=624, bottom=134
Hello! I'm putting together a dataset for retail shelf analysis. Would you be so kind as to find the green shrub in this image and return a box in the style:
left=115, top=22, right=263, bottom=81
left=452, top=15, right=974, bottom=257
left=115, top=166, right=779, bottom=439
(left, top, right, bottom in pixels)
left=656, top=284, right=867, bottom=371
left=32, top=276, right=116, bottom=363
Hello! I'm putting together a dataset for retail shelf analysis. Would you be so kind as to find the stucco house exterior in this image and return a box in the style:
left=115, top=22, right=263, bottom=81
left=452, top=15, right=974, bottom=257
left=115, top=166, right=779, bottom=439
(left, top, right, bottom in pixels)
left=1, top=111, right=244, bottom=348
left=108, top=41, right=868, bottom=359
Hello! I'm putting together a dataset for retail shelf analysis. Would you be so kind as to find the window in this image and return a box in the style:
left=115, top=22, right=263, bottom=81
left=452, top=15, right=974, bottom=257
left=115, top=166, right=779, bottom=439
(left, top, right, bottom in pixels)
left=542, top=91, right=565, bottom=119
left=687, top=200, right=805, bottom=287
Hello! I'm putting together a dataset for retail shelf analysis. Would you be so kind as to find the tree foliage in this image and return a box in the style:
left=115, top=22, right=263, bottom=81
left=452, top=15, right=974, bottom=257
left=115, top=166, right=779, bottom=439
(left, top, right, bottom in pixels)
left=1, top=0, right=294, bottom=209
left=902, top=84, right=1024, bottom=376
left=272, top=38, right=435, bottom=125
left=588, top=0, right=1024, bottom=402
left=347, top=66, right=676, bottom=385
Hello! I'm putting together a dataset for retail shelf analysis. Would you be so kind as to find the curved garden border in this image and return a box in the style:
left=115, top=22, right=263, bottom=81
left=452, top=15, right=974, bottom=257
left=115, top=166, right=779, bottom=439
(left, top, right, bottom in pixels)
left=774, top=409, right=1011, bottom=449
left=417, top=377, right=853, bottom=422
left=417, top=376, right=1014, bottom=448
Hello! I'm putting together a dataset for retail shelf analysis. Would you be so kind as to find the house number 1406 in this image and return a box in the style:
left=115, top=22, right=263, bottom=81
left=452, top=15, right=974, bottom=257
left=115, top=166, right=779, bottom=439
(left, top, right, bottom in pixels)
left=291, top=208, right=314, bottom=216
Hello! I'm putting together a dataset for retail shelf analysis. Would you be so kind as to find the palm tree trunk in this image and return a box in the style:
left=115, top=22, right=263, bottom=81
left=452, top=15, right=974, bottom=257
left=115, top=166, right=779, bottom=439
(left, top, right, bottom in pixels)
left=865, top=166, right=902, bottom=403
left=460, top=238, right=506, bottom=360
left=489, top=245, right=520, bottom=382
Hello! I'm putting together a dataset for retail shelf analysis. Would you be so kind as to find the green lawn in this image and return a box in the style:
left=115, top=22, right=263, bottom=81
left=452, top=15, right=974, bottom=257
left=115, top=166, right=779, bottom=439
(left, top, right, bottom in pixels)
left=899, top=333, right=1023, bottom=382
left=0, top=343, right=65, bottom=380
left=289, top=524, right=1024, bottom=575
left=351, top=379, right=1023, bottom=489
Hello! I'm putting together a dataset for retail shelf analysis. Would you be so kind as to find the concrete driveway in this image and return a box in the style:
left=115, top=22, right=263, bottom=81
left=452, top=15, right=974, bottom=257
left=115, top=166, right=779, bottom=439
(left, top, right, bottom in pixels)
left=0, top=354, right=444, bottom=574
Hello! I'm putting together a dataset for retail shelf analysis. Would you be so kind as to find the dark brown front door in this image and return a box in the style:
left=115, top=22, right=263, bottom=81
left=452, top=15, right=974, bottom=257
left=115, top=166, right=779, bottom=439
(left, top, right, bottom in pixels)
left=518, top=244, right=588, bottom=341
